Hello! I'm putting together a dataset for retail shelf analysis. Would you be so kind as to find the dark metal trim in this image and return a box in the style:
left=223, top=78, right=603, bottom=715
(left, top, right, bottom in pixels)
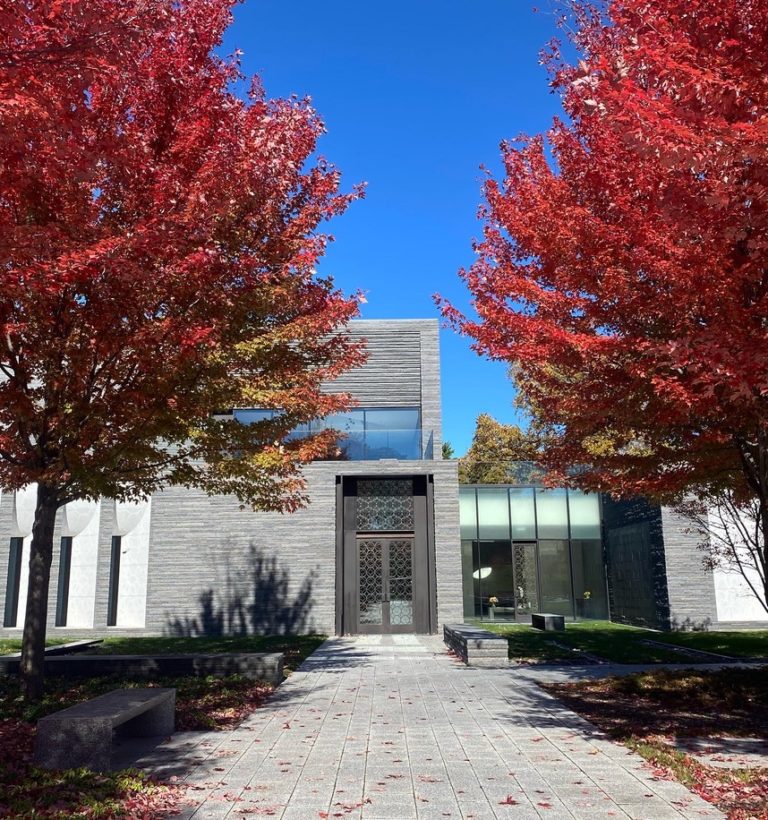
left=106, top=536, right=121, bottom=627
left=426, top=475, right=438, bottom=633
left=335, top=477, right=344, bottom=636
left=55, top=536, right=73, bottom=627
left=3, top=537, right=23, bottom=628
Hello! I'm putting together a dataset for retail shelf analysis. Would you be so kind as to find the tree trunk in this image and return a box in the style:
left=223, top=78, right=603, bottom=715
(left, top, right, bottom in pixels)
left=20, top=484, right=60, bottom=702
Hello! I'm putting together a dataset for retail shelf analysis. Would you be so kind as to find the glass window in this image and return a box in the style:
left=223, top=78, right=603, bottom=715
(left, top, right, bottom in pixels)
left=317, top=412, right=365, bottom=433
left=364, top=408, right=420, bottom=432
left=459, top=489, right=477, bottom=540
left=509, top=487, right=536, bottom=540
left=232, top=407, right=423, bottom=460
left=568, top=491, right=601, bottom=539
left=538, top=540, right=574, bottom=617
left=477, top=539, right=516, bottom=621
left=571, top=540, right=609, bottom=620
left=55, top=536, right=73, bottom=627
left=461, top=540, right=477, bottom=618
left=233, top=408, right=274, bottom=424
left=535, top=489, right=569, bottom=539
left=477, top=488, right=510, bottom=540
left=3, top=537, right=23, bottom=628
left=107, top=536, right=121, bottom=627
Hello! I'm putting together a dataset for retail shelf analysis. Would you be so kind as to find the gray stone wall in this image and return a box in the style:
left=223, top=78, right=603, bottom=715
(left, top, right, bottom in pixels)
left=143, top=459, right=461, bottom=637
left=659, top=506, right=719, bottom=630
left=326, top=319, right=443, bottom=458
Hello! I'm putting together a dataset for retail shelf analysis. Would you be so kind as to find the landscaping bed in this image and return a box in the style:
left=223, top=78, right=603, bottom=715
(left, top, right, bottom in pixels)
left=0, top=634, right=325, bottom=817
left=480, top=621, right=768, bottom=664
left=542, top=667, right=768, bottom=819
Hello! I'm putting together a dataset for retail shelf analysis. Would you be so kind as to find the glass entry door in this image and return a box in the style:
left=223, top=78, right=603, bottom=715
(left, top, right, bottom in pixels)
left=357, top=537, right=414, bottom=633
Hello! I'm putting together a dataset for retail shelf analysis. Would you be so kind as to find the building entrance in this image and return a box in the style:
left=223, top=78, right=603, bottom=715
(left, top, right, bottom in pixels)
left=337, top=475, right=436, bottom=635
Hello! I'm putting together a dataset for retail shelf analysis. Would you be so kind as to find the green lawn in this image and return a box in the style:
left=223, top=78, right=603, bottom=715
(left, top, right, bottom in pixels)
left=0, top=638, right=70, bottom=656
left=479, top=620, right=768, bottom=664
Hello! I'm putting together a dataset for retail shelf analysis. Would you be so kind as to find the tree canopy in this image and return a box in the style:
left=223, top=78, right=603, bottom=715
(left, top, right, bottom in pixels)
left=441, top=0, right=768, bottom=502
left=0, top=0, right=362, bottom=697
left=440, top=0, right=768, bottom=609
left=458, top=414, right=542, bottom=484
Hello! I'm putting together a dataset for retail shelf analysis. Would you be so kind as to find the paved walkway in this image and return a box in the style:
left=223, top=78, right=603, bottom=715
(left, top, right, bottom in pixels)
left=134, top=636, right=723, bottom=819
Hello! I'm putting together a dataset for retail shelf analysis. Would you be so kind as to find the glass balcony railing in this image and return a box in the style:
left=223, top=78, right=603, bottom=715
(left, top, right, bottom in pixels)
left=290, top=428, right=424, bottom=460
left=233, top=407, right=430, bottom=461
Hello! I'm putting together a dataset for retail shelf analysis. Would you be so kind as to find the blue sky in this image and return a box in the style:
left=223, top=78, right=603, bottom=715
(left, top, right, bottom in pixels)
left=222, top=1, right=564, bottom=455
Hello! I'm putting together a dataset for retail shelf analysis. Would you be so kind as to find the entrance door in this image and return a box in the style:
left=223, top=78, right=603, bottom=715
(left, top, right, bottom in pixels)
left=337, top=475, right=435, bottom=635
left=357, top=537, right=415, bottom=634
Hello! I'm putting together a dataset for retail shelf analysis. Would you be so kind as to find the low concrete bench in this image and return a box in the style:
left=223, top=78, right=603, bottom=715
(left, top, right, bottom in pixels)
left=531, top=613, right=565, bottom=631
left=35, top=688, right=175, bottom=771
left=443, top=624, right=508, bottom=667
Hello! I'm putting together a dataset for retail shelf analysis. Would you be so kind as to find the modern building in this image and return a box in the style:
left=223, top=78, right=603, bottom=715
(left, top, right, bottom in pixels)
left=0, top=318, right=765, bottom=638
left=459, top=486, right=768, bottom=630
left=0, top=319, right=462, bottom=639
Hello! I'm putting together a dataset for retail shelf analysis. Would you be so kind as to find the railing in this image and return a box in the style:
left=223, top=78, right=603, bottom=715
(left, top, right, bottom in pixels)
left=290, top=428, right=429, bottom=461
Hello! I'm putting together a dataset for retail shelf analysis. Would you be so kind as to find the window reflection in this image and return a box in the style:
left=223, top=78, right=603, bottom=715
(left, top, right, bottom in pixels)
left=458, top=486, right=610, bottom=623
left=233, top=407, right=422, bottom=460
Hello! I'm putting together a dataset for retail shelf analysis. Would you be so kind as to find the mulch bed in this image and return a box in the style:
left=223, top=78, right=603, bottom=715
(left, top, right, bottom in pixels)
left=0, top=674, right=275, bottom=818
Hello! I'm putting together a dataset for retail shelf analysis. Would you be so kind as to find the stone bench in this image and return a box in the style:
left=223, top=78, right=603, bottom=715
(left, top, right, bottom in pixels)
left=443, top=624, right=509, bottom=667
left=531, top=613, right=565, bottom=631
left=34, top=687, right=175, bottom=771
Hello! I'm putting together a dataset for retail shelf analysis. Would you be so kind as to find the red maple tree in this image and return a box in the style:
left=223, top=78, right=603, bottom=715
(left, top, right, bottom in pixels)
left=440, top=0, right=768, bottom=601
left=0, top=0, right=363, bottom=698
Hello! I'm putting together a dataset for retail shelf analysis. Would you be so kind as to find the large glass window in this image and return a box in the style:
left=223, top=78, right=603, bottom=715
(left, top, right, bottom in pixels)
left=457, top=484, right=610, bottom=623
left=568, top=491, right=601, bottom=539
left=461, top=540, right=476, bottom=618
left=571, top=540, right=609, bottom=619
left=234, top=407, right=422, bottom=460
left=509, top=488, right=536, bottom=540
left=477, top=488, right=510, bottom=540
left=3, top=538, right=23, bottom=628
left=55, top=536, right=73, bottom=627
left=476, top=539, right=516, bottom=621
left=538, top=539, right=574, bottom=616
left=459, top=489, right=477, bottom=540
left=535, top=489, right=569, bottom=539
left=513, top=542, right=539, bottom=616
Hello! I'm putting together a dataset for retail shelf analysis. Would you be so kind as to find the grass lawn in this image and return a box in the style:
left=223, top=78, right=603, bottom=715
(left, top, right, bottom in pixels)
left=0, top=634, right=325, bottom=817
left=479, top=620, right=768, bottom=664
left=0, top=638, right=70, bottom=656
left=542, top=667, right=768, bottom=818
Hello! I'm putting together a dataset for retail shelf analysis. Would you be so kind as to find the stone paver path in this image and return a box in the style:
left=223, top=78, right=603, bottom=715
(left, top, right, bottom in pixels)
left=134, top=635, right=723, bottom=819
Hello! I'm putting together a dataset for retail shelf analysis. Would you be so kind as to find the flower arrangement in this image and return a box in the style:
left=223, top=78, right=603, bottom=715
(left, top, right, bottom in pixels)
left=488, top=596, right=499, bottom=607
left=583, top=590, right=592, bottom=600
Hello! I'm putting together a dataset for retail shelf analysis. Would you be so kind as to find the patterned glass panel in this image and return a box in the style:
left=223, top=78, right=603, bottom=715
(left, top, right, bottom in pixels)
left=513, top=542, right=539, bottom=616
left=359, top=539, right=383, bottom=624
left=389, top=539, right=413, bottom=626
left=356, top=479, right=414, bottom=531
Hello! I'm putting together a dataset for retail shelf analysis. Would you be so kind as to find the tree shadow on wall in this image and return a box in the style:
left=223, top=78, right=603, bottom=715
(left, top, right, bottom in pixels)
left=165, top=545, right=316, bottom=637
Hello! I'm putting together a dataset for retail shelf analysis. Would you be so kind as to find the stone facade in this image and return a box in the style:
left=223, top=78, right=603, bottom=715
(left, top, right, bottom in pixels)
left=0, top=319, right=462, bottom=638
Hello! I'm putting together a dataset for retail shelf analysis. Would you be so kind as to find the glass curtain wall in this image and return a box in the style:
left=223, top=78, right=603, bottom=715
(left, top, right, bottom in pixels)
left=459, top=486, right=608, bottom=622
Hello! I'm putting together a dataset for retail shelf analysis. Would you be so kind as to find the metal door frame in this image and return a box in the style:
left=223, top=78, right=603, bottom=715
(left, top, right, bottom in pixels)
left=335, top=474, right=436, bottom=635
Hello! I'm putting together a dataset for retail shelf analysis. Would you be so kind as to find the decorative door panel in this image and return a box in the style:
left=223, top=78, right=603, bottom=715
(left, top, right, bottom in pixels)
left=356, top=537, right=415, bottom=633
